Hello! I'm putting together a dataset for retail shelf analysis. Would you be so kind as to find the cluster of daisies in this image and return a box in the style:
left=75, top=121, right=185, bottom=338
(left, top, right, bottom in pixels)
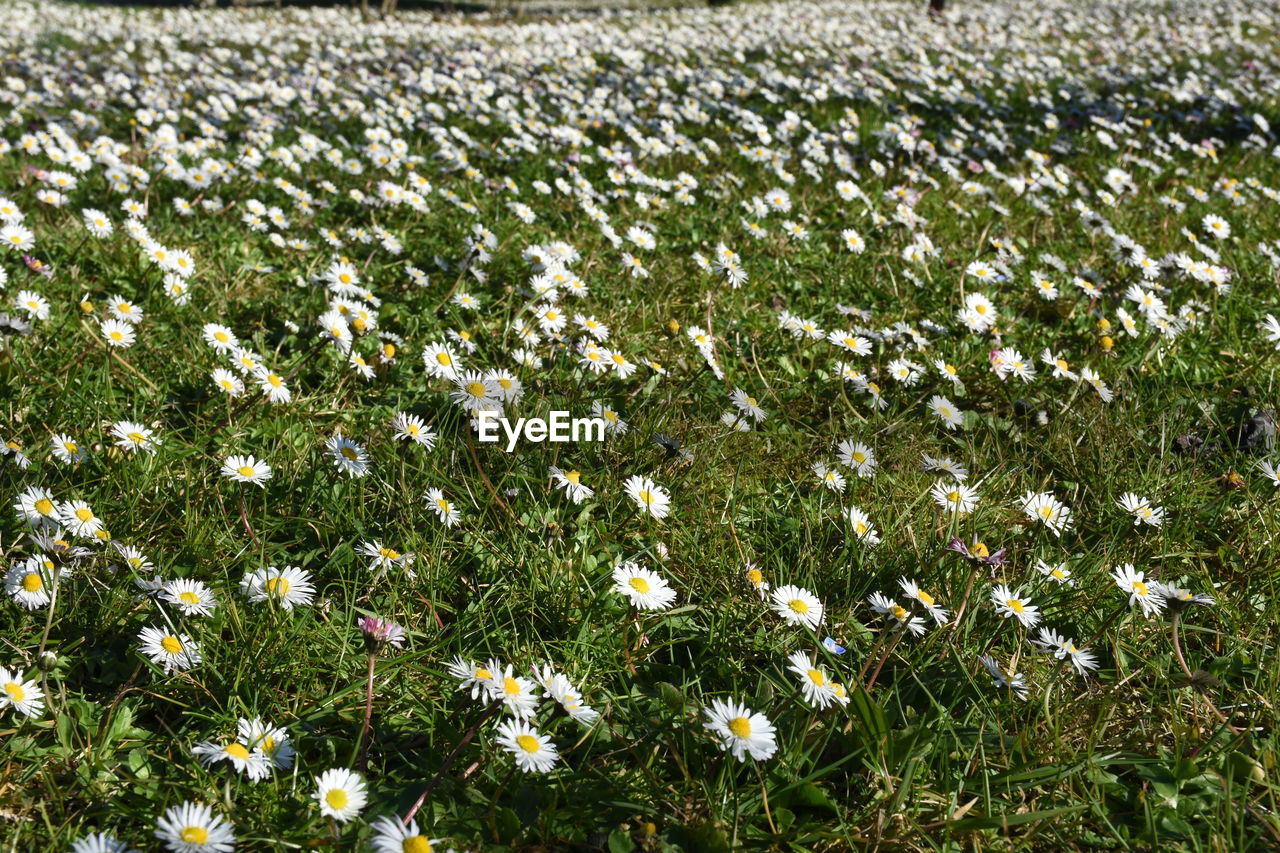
left=0, top=0, right=1277, bottom=848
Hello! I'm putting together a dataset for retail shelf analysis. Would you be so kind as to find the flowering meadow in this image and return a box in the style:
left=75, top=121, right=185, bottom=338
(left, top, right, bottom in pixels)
left=2, top=0, right=1280, bottom=848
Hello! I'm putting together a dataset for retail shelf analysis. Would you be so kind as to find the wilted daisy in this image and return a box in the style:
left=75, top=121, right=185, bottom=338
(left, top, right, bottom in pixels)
left=622, top=474, right=671, bottom=519
left=138, top=626, right=202, bottom=672
left=703, top=698, right=777, bottom=761
left=612, top=561, right=677, bottom=611
left=154, top=801, right=234, bottom=853
left=979, top=654, right=1029, bottom=700
left=496, top=718, right=559, bottom=773
left=221, top=455, right=272, bottom=487
left=239, top=566, right=315, bottom=610
left=1, top=664, right=44, bottom=718
left=1116, top=492, right=1164, bottom=527
left=313, top=768, right=367, bottom=823
left=771, top=584, right=823, bottom=630
left=741, top=562, right=770, bottom=600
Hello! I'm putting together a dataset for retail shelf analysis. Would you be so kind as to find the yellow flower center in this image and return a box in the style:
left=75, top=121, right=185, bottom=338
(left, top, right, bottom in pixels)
left=852, top=451, right=866, bottom=463
left=475, top=668, right=491, bottom=681
left=75, top=508, right=93, bottom=522
left=629, top=576, right=651, bottom=594
left=807, top=669, right=825, bottom=686
left=465, top=381, right=487, bottom=398
left=266, top=577, right=291, bottom=596
left=4, top=682, right=25, bottom=702
left=728, top=716, right=752, bottom=738
left=788, top=598, right=809, bottom=614
left=179, top=591, right=199, bottom=605
left=160, top=636, right=183, bottom=654
left=225, top=742, right=250, bottom=760
left=516, top=734, right=540, bottom=753
left=325, top=789, right=349, bottom=810
left=237, top=466, right=256, bottom=477
left=946, top=490, right=960, bottom=502
left=972, top=542, right=989, bottom=557
left=340, top=446, right=358, bottom=460
left=34, top=498, right=54, bottom=515
left=746, top=569, right=763, bottom=585
left=503, top=677, right=520, bottom=695
left=435, top=499, right=450, bottom=514
left=436, top=352, right=452, bottom=366
left=21, top=573, right=42, bottom=592
left=1133, top=581, right=1148, bottom=595
left=1006, top=599, right=1025, bottom=613
left=918, top=590, right=935, bottom=606
left=180, top=827, right=208, bottom=845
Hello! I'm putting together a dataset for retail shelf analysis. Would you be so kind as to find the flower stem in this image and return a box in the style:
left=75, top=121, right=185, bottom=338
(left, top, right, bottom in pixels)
left=356, top=652, right=378, bottom=772
left=402, top=702, right=501, bottom=826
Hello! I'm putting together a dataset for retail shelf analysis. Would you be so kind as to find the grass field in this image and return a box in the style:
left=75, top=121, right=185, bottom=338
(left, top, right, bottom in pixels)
left=2, top=0, right=1280, bottom=849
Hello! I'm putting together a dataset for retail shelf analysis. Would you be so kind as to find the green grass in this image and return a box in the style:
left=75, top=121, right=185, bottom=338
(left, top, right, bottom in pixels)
left=2, top=0, right=1280, bottom=850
